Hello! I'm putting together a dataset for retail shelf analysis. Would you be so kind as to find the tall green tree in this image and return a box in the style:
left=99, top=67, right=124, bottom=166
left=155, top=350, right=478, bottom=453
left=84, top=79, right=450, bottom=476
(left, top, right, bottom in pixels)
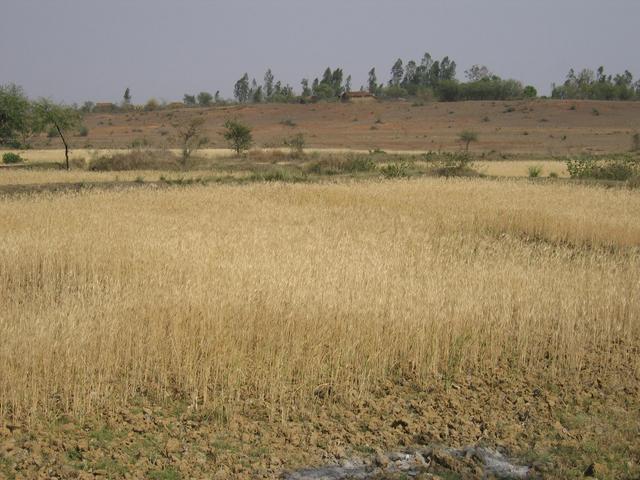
left=123, top=87, right=132, bottom=106
left=264, top=69, right=274, bottom=98
left=301, top=78, right=311, bottom=97
left=252, top=85, right=264, bottom=103
left=0, top=83, right=33, bottom=147
left=234, top=73, right=250, bottom=103
left=402, top=60, right=417, bottom=87
left=368, top=68, right=378, bottom=93
left=390, top=59, right=404, bottom=86
left=344, top=75, right=352, bottom=93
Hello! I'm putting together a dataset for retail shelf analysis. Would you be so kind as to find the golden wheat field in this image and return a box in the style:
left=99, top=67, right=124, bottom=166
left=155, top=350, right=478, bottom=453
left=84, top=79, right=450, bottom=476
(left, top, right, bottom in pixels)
left=1, top=178, right=639, bottom=423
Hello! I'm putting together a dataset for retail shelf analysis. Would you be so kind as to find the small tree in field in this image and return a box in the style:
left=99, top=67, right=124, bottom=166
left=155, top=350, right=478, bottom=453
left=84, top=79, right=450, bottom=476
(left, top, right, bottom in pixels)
left=222, top=119, right=252, bottom=156
left=458, top=130, right=478, bottom=151
left=174, top=117, right=208, bottom=168
left=32, top=99, right=80, bottom=170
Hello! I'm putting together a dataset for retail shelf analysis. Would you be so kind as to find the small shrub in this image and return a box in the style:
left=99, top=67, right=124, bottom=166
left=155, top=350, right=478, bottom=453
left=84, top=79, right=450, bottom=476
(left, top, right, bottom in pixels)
left=424, top=151, right=476, bottom=177
left=380, top=162, right=409, bottom=178
left=145, top=98, right=159, bottom=111
left=70, top=157, right=87, bottom=169
left=569, top=105, right=576, bottom=111
left=549, top=171, right=559, bottom=179
left=631, top=132, right=640, bottom=152
left=283, top=133, right=305, bottom=157
left=481, top=116, right=490, bottom=122
left=88, top=150, right=179, bottom=171
left=528, top=165, right=542, bottom=178
left=249, top=169, right=306, bottom=183
left=279, top=118, right=297, bottom=128
left=130, top=138, right=150, bottom=149
left=2, top=152, right=23, bottom=164
left=307, top=155, right=377, bottom=175
left=47, top=127, right=58, bottom=138
left=566, top=154, right=640, bottom=181
left=78, top=125, right=89, bottom=137
left=592, top=108, right=600, bottom=116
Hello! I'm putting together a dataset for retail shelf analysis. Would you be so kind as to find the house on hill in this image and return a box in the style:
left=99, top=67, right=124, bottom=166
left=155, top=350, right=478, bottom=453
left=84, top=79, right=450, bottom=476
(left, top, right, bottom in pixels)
left=340, top=91, right=377, bottom=103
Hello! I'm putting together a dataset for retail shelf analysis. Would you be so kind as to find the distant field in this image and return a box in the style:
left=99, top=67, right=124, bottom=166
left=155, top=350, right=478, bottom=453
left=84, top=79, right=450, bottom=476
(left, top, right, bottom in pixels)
left=0, top=148, right=569, bottom=186
left=21, top=99, right=640, bottom=154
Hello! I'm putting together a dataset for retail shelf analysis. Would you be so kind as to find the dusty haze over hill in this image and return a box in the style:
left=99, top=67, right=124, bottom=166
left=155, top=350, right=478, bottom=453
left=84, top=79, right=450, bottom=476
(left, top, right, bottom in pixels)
left=1, top=0, right=639, bottom=104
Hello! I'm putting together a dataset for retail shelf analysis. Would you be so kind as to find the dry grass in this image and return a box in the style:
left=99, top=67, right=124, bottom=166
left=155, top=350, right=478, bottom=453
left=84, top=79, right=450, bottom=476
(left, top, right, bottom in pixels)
left=476, top=160, right=568, bottom=177
left=1, top=179, right=639, bottom=422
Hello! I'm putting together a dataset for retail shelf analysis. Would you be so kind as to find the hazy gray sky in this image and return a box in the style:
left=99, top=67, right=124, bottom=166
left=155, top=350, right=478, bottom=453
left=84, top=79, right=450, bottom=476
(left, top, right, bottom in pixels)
left=1, top=0, right=638, bottom=103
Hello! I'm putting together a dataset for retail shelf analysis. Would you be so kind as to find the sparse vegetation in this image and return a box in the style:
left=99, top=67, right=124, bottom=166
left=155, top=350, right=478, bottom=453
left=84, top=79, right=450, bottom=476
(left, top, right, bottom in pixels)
left=87, top=149, right=179, bottom=171
left=380, top=161, right=409, bottom=178
left=307, top=154, right=377, bottom=175
left=174, top=117, right=208, bottom=168
left=283, top=133, right=305, bottom=157
left=528, top=165, right=542, bottom=177
left=2, top=152, right=23, bottom=164
left=566, top=154, right=640, bottom=181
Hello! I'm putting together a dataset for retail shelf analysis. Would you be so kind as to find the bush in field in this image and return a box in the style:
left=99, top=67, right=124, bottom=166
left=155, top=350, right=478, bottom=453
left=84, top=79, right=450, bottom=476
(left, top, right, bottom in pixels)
left=88, top=150, right=180, bottom=171
left=78, top=125, right=89, bottom=137
left=380, top=161, right=409, bottom=178
left=2, top=152, right=23, bottom=164
left=566, top=154, right=640, bottom=181
left=632, top=132, right=640, bottom=152
left=144, top=98, right=159, bottom=111
left=222, top=119, right=252, bottom=156
left=523, top=85, right=537, bottom=98
left=528, top=165, right=542, bottom=178
left=627, top=175, right=640, bottom=189
left=306, top=155, right=377, bottom=175
left=284, top=133, right=305, bottom=157
left=423, top=151, right=477, bottom=177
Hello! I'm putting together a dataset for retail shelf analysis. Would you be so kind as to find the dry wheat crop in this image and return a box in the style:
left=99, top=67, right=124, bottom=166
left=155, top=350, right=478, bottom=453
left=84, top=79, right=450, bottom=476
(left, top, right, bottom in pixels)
left=1, top=178, right=639, bottom=421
